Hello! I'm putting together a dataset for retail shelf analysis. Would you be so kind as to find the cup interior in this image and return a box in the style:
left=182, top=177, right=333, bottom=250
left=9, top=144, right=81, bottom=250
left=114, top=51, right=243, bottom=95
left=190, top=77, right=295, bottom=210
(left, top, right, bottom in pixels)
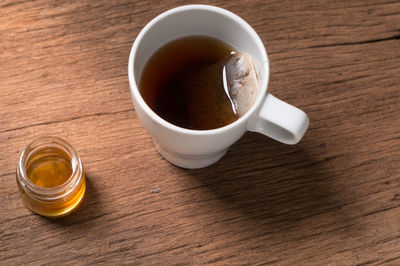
left=129, top=5, right=269, bottom=131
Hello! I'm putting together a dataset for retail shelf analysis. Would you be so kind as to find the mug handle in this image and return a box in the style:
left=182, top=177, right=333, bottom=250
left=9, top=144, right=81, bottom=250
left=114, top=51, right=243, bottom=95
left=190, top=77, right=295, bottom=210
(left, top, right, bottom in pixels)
left=247, top=93, right=309, bottom=144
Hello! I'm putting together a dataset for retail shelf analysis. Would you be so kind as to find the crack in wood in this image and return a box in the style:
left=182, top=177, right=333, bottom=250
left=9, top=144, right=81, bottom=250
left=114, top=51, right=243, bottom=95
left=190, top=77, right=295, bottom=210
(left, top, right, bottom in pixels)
left=0, top=109, right=132, bottom=134
left=309, top=34, right=400, bottom=48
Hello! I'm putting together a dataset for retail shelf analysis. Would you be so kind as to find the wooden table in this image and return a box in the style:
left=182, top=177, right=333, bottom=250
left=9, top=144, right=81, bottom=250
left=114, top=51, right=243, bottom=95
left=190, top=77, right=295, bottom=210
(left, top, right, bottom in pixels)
left=1, top=0, right=399, bottom=264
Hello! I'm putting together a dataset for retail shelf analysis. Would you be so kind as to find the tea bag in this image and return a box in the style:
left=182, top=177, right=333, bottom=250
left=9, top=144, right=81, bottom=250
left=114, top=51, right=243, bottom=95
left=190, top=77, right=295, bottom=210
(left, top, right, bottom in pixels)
left=223, top=52, right=258, bottom=116
left=183, top=51, right=259, bottom=129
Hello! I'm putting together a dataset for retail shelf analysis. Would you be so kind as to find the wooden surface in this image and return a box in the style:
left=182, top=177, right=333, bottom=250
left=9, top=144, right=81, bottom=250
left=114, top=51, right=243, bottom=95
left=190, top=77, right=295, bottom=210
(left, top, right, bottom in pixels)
left=1, top=0, right=399, bottom=265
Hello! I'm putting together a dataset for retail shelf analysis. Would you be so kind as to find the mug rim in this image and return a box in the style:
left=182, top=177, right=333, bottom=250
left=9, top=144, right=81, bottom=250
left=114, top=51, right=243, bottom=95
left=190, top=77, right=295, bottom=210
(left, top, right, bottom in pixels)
left=128, top=4, right=269, bottom=136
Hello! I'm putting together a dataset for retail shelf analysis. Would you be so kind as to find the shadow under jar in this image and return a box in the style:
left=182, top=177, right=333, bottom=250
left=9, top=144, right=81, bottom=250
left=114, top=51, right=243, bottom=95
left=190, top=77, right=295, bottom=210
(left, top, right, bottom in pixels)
left=16, top=136, right=85, bottom=218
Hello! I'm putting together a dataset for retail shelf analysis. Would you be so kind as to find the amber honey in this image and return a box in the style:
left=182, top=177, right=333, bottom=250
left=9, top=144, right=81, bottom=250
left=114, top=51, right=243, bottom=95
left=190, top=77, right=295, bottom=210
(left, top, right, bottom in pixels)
left=27, top=147, right=73, bottom=188
left=16, top=136, right=85, bottom=218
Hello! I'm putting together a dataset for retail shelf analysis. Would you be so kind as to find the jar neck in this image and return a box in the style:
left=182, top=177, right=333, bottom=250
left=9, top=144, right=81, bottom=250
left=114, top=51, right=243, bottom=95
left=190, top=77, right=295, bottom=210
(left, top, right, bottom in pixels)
left=16, top=136, right=83, bottom=202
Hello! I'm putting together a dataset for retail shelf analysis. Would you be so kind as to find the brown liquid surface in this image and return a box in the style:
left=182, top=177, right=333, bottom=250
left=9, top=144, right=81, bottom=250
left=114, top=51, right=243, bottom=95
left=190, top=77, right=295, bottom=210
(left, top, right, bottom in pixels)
left=139, top=36, right=239, bottom=130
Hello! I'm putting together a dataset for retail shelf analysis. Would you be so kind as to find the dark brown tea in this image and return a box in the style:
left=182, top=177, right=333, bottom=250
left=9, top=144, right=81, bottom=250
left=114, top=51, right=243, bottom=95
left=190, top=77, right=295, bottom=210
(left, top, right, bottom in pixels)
left=139, top=36, right=240, bottom=130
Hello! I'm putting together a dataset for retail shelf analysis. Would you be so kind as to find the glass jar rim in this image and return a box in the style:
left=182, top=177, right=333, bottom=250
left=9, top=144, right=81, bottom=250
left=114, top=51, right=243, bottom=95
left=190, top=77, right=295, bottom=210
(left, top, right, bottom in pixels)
left=17, top=136, right=83, bottom=202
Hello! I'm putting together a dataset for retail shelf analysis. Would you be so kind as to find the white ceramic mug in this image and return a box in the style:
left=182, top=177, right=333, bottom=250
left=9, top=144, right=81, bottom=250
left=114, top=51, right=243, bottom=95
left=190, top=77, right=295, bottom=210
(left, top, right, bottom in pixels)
left=128, top=5, right=309, bottom=169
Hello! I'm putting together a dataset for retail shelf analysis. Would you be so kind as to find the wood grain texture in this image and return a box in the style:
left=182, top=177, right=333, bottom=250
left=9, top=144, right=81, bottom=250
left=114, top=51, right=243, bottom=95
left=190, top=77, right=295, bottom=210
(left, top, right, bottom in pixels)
left=0, top=0, right=399, bottom=265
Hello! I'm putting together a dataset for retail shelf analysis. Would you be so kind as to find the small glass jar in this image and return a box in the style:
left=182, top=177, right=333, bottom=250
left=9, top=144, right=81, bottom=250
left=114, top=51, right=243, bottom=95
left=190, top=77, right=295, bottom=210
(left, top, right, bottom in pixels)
left=16, top=136, right=86, bottom=218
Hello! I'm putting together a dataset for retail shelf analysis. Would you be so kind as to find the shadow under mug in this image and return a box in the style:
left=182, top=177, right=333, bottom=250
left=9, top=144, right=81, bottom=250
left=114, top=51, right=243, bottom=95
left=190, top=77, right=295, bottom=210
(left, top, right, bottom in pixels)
left=128, top=5, right=309, bottom=169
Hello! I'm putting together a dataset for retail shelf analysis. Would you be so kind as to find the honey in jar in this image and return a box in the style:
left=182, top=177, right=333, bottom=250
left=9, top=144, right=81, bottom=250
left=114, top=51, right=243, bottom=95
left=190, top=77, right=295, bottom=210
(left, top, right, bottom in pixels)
left=16, top=136, right=85, bottom=218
